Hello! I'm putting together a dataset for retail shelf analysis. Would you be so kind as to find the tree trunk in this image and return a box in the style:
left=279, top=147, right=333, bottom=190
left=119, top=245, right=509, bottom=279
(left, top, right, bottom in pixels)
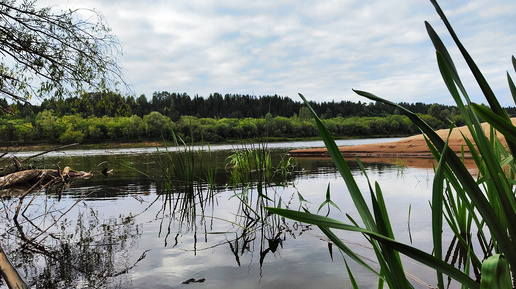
left=0, top=167, right=92, bottom=188
left=0, top=242, right=30, bottom=289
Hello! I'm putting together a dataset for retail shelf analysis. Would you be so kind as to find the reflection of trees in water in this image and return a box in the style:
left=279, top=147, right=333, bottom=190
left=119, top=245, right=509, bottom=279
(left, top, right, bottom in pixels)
left=1, top=192, right=145, bottom=289
left=0, top=148, right=351, bottom=287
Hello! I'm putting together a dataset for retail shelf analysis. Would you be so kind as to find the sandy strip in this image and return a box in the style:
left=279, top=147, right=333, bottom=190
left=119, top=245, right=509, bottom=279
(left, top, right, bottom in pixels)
left=289, top=120, right=512, bottom=168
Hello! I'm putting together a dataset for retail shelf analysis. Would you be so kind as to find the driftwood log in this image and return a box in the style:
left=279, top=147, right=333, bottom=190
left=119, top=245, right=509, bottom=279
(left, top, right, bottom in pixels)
left=0, top=143, right=79, bottom=177
left=0, top=166, right=93, bottom=188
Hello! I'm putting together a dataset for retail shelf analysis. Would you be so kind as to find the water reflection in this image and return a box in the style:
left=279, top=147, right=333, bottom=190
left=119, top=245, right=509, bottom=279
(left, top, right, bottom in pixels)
left=145, top=144, right=312, bottom=279
left=1, top=194, right=145, bottom=288
left=0, top=139, right=439, bottom=288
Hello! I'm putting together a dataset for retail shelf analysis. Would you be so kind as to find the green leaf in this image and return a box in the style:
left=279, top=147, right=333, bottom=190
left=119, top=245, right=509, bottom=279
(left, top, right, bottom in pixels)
left=370, top=182, right=412, bottom=288
left=507, top=72, right=516, bottom=106
left=299, top=93, right=376, bottom=231
left=297, top=191, right=310, bottom=203
left=318, top=226, right=380, bottom=278
left=317, top=183, right=341, bottom=214
left=425, top=21, right=469, bottom=106
left=353, top=89, right=515, bottom=270
left=429, top=1, right=505, bottom=119
left=471, top=103, right=516, bottom=145
left=432, top=127, right=452, bottom=289
left=430, top=0, right=516, bottom=158
left=480, top=254, right=511, bottom=289
left=344, top=257, right=360, bottom=289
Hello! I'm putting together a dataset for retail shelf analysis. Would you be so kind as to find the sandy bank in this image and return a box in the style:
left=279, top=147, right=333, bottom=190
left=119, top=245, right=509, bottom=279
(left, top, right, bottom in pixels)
left=289, top=120, right=513, bottom=168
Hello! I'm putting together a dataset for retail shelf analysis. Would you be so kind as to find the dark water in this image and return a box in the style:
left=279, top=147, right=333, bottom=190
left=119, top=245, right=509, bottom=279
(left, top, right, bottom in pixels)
left=1, top=139, right=442, bottom=289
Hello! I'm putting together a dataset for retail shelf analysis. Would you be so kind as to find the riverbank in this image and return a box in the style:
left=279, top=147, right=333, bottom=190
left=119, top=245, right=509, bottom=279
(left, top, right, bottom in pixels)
left=289, top=120, right=511, bottom=159
left=0, top=135, right=405, bottom=153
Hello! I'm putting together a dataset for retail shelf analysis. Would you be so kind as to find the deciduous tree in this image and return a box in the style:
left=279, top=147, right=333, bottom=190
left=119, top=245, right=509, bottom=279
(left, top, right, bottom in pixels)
left=0, top=0, right=124, bottom=107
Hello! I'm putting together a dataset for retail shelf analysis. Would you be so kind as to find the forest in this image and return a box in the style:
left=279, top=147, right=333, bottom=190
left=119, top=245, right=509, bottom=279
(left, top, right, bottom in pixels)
left=1, top=90, right=515, bottom=145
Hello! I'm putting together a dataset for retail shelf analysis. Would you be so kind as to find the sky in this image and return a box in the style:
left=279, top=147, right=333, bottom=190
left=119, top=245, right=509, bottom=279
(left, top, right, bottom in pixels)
left=51, top=0, right=516, bottom=106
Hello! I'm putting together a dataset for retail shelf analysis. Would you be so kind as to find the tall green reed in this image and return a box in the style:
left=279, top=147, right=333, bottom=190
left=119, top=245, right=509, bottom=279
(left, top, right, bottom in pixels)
left=153, top=130, right=218, bottom=247
left=223, top=141, right=304, bottom=271
left=226, top=141, right=295, bottom=197
left=268, top=1, right=516, bottom=288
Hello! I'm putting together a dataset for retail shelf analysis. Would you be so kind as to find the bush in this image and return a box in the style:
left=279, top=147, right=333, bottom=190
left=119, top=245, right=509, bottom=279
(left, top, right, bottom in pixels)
left=59, top=129, right=84, bottom=144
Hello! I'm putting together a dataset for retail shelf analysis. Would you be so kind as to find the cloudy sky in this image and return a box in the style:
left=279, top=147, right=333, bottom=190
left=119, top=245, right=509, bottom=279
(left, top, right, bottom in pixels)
left=55, top=0, right=516, bottom=106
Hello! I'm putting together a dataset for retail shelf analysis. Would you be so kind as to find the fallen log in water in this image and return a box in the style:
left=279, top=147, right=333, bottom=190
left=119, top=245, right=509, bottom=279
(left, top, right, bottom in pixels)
left=0, top=166, right=93, bottom=188
left=0, top=143, right=79, bottom=177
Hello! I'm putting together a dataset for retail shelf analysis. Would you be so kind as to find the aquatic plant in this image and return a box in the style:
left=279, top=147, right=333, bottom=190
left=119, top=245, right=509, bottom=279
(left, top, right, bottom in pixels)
left=223, top=139, right=308, bottom=272
left=268, top=1, right=516, bottom=288
left=226, top=142, right=295, bottom=190
left=151, top=129, right=220, bottom=248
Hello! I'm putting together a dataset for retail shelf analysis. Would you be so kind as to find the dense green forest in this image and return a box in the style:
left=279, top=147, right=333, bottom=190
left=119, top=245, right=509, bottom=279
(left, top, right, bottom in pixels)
left=13, top=91, right=469, bottom=119
left=2, top=91, right=515, bottom=145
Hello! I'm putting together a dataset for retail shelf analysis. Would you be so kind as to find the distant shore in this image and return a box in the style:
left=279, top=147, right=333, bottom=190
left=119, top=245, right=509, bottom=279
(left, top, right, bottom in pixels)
left=0, top=135, right=404, bottom=153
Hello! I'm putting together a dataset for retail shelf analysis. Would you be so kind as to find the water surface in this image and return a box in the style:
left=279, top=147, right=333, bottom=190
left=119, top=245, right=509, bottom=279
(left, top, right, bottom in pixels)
left=1, top=138, right=444, bottom=289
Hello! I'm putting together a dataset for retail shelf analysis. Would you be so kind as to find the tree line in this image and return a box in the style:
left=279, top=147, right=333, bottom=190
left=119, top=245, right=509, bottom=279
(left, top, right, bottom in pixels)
left=6, top=90, right=479, bottom=120
left=2, top=90, right=516, bottom=145
left=1, top=110, right=430, bottom=144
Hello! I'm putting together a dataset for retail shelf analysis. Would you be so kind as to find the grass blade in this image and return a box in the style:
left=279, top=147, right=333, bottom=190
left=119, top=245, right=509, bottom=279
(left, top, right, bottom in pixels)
left=352, top=89, right=515, bottom=268
left=318, top=226, right=381, bottom=278
left=432, top=129, right=452, bottom=289
left=429, top=0, right=516, bottom=158
left=299, top=93, right=376, bottom=231
left=267, top=207, right=479, bottom=289
left=507, top=72, right=516, bottom=106
left=472, top=103, right=516, bottom=144
left=344, top=257, right=360, bottom=289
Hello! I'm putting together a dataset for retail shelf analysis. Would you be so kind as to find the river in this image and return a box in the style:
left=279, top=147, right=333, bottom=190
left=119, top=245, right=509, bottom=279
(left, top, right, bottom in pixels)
left=1, top=138, right=446, bottom=289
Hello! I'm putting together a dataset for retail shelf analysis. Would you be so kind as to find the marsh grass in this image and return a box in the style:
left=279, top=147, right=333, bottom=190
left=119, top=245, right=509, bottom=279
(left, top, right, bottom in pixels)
left=222, top=140, right=312, bottom=270
left=151, top=131, right=299, bottom=254
left=267, top=1, right=516, bottom=288
left=152, top=131, right=219, bottom=247
left=394, top=158, right=406, bottom=178
left=226, top=142, right=295, bottom=190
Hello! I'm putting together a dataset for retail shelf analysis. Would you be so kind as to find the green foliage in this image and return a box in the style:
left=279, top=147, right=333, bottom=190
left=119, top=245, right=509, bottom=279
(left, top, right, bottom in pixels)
left=0, top=108, right=456, bottom=144
left=0, top=119, right=37, bottom=142
left=22, top=88, right=481, bottom=120
left=480, top=255, right=511, bottom=289
left=121, top=115, right=144, bottom=140
left=59, top=129, right=84, bottom=144
left=225, top=142, right=295, bottom=209
left=36, top=110, right=58, bottom=141
left=0, top=1, right=124, bottom=104
left=298, top=106, right=312, bottom=120
left=4, top=84, right=508, bottom=145
left=143, top=111, right=172, bottom=138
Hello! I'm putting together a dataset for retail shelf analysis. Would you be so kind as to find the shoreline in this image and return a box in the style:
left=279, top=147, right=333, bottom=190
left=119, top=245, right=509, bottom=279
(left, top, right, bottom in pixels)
left=0, top=135, right=407, bottom=153
left=288, top=120, right=512, bottom=168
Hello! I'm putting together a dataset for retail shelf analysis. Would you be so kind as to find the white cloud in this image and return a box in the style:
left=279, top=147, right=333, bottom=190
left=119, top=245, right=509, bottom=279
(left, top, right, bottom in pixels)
left=50, top=0, right=516, bottom=106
